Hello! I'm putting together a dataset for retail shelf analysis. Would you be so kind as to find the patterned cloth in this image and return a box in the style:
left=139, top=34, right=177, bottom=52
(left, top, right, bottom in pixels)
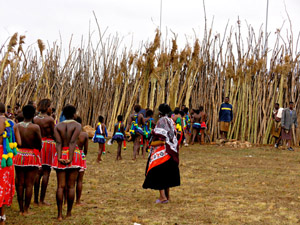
left=14, top=148, right=41, bottom=167
left=79, top=149, right=87, bottom=172
left=52, top=147, right=83, bottom=170
left=192, top=122, right=201, bottom=129
left=143, top=116, right=180, bottom=190
left=146, top=144, right=171, bottom=174
left=0, top=145, right=15, bottom=207
left=41, top=137, right=56, bottom=166
left=112, top=132, right=125, bottom=142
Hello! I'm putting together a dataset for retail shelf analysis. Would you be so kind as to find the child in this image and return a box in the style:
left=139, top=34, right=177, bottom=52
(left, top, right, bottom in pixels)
left=93, top=116, right=107, bottom=163
left=143, top=110, right=155, bottom=157
left=14, top=105, right=42, bottom=216
left=74, top=117, right=88, bottom=205
left=112, top=115, right=125, bottom=160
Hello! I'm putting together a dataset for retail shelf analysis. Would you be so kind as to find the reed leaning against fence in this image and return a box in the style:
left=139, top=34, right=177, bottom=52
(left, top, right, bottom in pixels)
left=1, top=21, right=299, bottom=145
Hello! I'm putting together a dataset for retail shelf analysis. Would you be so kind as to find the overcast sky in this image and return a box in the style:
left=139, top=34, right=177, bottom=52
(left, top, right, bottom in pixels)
left=1, top=0, right=300, bottom=53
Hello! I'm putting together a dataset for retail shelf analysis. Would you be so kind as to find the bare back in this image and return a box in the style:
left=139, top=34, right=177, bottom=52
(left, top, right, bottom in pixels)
left=200, top=112, right=207, bottom=123
left=113, top=123, right=125, bottom=135
left=17, top=122, right=42, bottom=150
left=192, top=113, right=201, bottom=123
left=55, top=121, right=81, bottom=147
left=77, top=131, right=89, bottom=154
left=34, top=115, right=55, bottom=138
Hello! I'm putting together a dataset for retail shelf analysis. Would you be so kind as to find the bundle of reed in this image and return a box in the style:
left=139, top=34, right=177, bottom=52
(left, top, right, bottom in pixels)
left=1, top=22, right=300, bottom=145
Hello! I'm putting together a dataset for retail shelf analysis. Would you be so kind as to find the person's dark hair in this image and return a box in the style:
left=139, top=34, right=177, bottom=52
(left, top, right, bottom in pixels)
left=194, top=109, right=200, bottom=114
left=117, top=115, right=123, bottom=122
left=62, top=105, right=76, bottom=120
left=98, top=116, right=104, bottom=123
left=158, top=103, right=171, bottom=116
left=289, top=101, right=294, bottom=105
left=174, top=107, right=180, bottom=114
left=16, top=103, right=20, bottom=107
left=52, top=108, right=56, bottom=113
left=275, top=103, right=279, bottom=107
left=37, top=99, right=51, bottom=113
left=179, top=111, right=185, bottom=117
left=146, top=109, right=153, bottom=117
left=28, top=101, right=34, bottom=105
left=199, top=106, right=204, bottom=112
left=7, top=105, right=11, bottom=109
left=16, top=112, right=24, bottom=123
left=0, top=103, right=5, bottom=113
left=23, top=105, right=36, bottom=119
left=75, top=116, right=82, bottom=124
left=183, top=107, right=189, bottom=114
left=134, top=105, right=141, bottom=113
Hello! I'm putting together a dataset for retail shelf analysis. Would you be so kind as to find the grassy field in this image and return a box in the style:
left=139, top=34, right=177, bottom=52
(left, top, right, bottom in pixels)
left=5, top=142, right=300, bottom=224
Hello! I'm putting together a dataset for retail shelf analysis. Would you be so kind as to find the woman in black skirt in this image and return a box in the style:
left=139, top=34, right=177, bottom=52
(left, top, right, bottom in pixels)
left=143, top=103, right=180, bottom=203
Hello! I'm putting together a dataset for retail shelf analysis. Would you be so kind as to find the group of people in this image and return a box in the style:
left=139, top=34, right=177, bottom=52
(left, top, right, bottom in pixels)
left=4, top=96, right=297, bottom=223
left=272, top=101, right=298, bottom=150
left=0, top=100, right=88, bottom=223
left=92, top=104, right=211, bottom=162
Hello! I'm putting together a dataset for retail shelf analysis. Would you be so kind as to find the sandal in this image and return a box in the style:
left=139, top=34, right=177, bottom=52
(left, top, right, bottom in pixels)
left=155, top=199, right=169, bottom=204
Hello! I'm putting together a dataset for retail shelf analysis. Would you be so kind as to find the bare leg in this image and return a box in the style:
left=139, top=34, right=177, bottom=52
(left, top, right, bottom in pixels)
left=97, top=144, right=104, bottom=162
left=40, top=166, right=51, bottom=205
left=133, top=136, right=140, bottom=160
left=0, top=207, right=4, bottom=225
left=158, top=190, right=167, bottom=201
left=56, top=170, right=66, bottom=221
left=66, top=169, right=79, bottom=217
left=200, top=130, right=205, bottom=144
left=191, top=129, right=196, bottom=145
left=142, top=138, right=147, bottom=159
left=34, top=168, right=42, bottom=205
left=288, top=140, right=291, bottom=148
left=76, top=171, right=84, bottom=205
left=15, top=166, right=25, bottom=215
left=165, top=188, right=170, bottom=200
left=116, top=141, right=122, bottom=160
left=24, top=167, right=38, bottom=215
left=196, top=130, right=201, bottom=145
left=220, top=131, right=223, bottom=139
left=63, top=186, right=67, bottom=205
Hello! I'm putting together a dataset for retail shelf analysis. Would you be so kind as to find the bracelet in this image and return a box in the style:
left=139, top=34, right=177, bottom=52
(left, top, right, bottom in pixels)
left=0, top=215, right=6, bottom=221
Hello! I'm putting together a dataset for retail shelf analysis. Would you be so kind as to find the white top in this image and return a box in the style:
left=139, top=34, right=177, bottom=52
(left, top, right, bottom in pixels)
left=276, top=108, right=283, bottom=118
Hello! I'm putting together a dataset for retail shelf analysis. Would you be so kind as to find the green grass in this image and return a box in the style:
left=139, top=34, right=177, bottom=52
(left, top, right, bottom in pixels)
left=5, top=142, right=300, bottom=224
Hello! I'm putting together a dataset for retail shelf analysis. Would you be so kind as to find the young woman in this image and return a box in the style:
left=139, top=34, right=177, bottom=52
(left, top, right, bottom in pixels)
left=143, top=103, right=180, bottom=203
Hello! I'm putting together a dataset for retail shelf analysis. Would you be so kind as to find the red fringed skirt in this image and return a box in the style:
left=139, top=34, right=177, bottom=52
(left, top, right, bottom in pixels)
left=14, top=148, right=41, bottom=167
left=40, top=137, right=56, bottom=166
left=0, top=145, right=15, bottom=207
left=52, top=147, right=83, bottom=170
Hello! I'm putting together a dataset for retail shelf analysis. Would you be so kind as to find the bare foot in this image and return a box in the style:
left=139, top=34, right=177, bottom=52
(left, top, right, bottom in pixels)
left=66, top=212, right=72, bottom=218
left=57, top=216, right=63, bottom=221
left=33, top=202, right=39, bottom=206
left=39, top=201, right=51, bottom=206
left=75, top=201, right=85, bottom=206
left=19, top=212, right=24, bottom=216
left=23, top=211, right=35, bottom=216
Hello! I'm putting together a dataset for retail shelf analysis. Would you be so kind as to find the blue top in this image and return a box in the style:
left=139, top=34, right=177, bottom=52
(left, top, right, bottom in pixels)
left=219, top=103, right=233, bottom=122
left=59, top=112, right=66, bottom=122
